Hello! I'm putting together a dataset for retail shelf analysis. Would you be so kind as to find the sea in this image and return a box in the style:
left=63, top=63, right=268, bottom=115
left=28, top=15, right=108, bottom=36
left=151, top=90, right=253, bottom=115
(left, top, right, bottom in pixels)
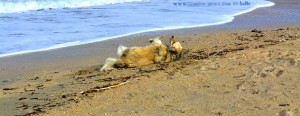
left=0, top=0, right=274, bottom=57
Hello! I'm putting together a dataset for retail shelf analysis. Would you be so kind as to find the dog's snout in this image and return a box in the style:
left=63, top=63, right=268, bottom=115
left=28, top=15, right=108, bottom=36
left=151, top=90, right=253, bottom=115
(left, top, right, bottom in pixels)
left=149, top=39, right=154, bottom=43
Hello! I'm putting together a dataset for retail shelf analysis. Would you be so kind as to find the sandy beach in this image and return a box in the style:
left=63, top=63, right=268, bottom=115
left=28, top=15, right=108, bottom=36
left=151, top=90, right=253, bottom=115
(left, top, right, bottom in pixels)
left=1, top=0, right=300, bottom=115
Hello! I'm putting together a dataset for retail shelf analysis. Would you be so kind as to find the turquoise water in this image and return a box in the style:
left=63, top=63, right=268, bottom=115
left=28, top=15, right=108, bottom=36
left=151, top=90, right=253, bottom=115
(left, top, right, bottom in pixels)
left=0, top=0, right=274, bottom=57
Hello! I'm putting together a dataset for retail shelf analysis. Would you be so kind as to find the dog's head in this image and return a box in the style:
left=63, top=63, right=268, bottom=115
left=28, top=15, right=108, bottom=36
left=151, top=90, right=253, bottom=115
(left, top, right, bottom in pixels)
left=168, top=36, right=183, bottom=55
left=149, top=37, right=163, bottom=46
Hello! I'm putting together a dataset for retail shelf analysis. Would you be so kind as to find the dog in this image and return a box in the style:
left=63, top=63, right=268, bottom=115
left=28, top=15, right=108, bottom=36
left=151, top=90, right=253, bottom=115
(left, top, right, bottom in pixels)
left=100, top=36, right=182, bottom=71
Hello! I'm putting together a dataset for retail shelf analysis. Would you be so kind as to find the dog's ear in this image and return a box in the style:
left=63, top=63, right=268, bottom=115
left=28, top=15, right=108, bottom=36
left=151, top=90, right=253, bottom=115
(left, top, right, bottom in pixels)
left=170, top=36, right=176, bottom=44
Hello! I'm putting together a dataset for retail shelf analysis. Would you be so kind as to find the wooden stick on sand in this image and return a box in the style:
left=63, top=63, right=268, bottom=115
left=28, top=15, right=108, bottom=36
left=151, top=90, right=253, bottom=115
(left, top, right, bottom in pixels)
left=80, top=81, right=129, bottom=94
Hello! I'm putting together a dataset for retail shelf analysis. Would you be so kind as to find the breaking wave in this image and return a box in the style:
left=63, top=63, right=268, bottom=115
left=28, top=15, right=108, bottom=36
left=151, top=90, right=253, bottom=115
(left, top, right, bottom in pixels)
left=0, top=0, right=144, bottom=13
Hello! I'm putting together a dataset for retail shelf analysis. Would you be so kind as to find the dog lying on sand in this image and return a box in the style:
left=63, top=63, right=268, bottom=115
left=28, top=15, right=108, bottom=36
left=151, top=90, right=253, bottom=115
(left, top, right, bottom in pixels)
left=100, top=36, right=183, bottom=71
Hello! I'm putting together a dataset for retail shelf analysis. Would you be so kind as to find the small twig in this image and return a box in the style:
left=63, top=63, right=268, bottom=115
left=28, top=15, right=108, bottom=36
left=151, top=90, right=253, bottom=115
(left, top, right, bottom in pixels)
left=80, top=81, right=129, bottom=94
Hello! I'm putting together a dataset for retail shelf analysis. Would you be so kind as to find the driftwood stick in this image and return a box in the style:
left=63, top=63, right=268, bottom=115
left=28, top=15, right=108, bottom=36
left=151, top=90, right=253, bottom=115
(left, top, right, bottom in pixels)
left=80, top=81, right=129, bottom=94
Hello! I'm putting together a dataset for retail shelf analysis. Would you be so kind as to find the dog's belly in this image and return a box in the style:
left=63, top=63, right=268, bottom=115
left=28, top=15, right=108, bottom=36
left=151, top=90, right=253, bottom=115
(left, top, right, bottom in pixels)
left=123, top=48, right=156, bottom=67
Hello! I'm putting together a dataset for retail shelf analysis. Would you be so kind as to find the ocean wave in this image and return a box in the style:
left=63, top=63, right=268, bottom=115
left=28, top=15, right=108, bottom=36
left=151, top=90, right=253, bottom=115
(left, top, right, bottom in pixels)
left=0, top=0, right=144, bottom=13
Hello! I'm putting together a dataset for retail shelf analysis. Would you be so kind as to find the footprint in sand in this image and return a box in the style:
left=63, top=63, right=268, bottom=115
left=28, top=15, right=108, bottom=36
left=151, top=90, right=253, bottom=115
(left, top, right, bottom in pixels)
left=249, top=50, right=300, bottom=78
left=249, top=62, right=284, bottom=78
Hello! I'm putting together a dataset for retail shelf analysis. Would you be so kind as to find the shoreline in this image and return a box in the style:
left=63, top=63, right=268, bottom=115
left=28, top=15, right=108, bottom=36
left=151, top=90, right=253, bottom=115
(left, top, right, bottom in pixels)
left=0, top=0, right=300, bottom=115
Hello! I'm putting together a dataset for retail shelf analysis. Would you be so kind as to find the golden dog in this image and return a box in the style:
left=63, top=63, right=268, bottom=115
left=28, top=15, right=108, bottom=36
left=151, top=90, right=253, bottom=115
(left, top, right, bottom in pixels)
left=100, top=36, right=182, bottom=71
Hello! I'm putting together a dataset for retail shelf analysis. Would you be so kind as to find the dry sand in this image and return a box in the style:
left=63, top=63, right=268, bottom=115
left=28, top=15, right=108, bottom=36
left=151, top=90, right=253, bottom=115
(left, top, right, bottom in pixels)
left=1, top=0, right=300, bottom=116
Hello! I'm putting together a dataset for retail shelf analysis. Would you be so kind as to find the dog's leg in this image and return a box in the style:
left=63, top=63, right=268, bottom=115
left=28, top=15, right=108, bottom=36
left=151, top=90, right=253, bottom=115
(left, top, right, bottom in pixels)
left=169, top=36, right=183, bottom=54
left=100, top=57, right=119, bottom=71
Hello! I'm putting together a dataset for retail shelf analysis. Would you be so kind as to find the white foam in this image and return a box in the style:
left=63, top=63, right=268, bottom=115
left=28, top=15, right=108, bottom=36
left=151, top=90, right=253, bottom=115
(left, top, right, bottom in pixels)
left=0, top=41, right=81, bottom=58
left=0, top=0, right=144, bottom=13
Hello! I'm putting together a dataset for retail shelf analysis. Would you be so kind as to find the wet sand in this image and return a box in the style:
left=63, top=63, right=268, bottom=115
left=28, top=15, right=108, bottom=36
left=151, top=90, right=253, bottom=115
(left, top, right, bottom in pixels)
left=0, top=0, right=300, bottom=115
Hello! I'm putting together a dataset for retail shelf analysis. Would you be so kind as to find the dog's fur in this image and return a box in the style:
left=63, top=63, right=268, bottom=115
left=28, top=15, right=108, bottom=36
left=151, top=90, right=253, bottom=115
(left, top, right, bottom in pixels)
left=100, top=36, right=182, bottom=71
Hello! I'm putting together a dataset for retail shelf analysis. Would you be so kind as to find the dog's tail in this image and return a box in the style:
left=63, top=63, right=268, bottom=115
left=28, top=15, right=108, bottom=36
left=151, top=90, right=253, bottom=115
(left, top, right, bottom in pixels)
left=100, top=57, right=119, bottom=71
left=117, top=45, right=128, bottom=56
